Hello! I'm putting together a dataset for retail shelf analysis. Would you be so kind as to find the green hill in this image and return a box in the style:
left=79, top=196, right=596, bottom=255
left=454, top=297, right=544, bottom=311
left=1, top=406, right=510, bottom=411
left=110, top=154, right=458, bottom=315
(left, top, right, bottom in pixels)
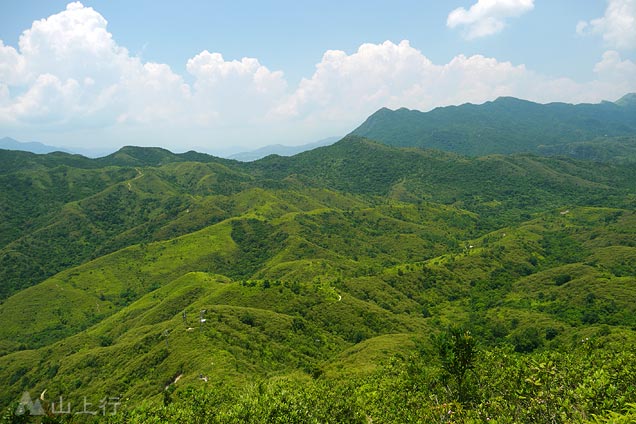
left=1, top=141, right=636, bottom=422
left=3, top=137, right=635, bottom=299
left=350, top=94, right=636, bottom=157
left=1, top=204, right=634, bottom=421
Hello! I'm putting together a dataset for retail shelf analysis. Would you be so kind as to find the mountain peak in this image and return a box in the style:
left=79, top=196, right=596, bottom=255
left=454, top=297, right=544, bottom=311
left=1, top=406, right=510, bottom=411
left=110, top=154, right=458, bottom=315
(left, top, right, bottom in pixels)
left=492, top=96, right=537, bottom=106
left=117, top=145, right=173, bottom=155
left=0, top=137, right=68, bottom=154
left=101, top=145, right=180, bottom=166
left=615, top=93, right=636, bottom=107
left=350, top=95, right=636, bottom=156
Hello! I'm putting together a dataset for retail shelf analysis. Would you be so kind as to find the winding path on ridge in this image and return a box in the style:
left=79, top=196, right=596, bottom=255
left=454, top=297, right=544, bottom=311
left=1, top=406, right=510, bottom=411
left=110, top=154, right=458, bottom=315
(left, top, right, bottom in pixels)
left=126, top=167, right=144, bottom=191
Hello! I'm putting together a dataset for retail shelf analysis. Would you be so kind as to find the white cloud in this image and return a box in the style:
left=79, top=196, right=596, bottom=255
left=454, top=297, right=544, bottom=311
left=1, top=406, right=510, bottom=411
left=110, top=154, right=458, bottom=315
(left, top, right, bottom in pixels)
left=593, top=50, right=636, bottom=91
left=114, top=62, right=192, bottom=125
left=187, top=51, right=285, bottom=93
left=273, top=41, right=435, bottom=121
left=274, top=41, right=636, bottom=138
left=9, top=74, right=81, bottom=123
left=447, top=0, right=534, bottom=39
left=0, top=1, right=285, bottom=133
left=0, top=83, right=8, bottom=102
left=0, top=2, right=191, bottom=128
left=577, top=0, right=636, bottom=50
left=17, top=2, right=130, bottom=85
left=186, top=51, right=287, bottom=125
left=0, top=3, right=635, bottom=150
left=0, top=41, right=26, bottom=86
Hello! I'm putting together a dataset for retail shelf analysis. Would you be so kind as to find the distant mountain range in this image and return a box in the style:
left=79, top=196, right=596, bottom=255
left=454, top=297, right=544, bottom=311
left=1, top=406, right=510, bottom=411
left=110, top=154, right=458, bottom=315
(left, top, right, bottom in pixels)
left=227, top=136, right=340, bottom=161
left=6, top=93, right=636, bottom=162
left=0, top=136, right=341, bottom=161
left=0, top=137, right=116, bottom=157
left=0, top=137, right=70, bottom=154
left=351, top=93, right=636, bottom=157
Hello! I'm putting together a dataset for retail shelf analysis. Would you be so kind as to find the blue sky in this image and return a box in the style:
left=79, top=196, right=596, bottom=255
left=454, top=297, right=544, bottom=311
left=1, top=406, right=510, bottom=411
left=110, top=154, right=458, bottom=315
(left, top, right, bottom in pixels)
left=1, top=1, right=635, bottom=154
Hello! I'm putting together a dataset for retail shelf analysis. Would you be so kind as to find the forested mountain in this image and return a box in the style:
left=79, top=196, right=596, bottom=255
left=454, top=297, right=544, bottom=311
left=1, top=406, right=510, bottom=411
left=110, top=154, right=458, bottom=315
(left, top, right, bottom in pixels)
left=350, top=94, right=636, bottom=157
left=1, top=133, right=636, bottom=422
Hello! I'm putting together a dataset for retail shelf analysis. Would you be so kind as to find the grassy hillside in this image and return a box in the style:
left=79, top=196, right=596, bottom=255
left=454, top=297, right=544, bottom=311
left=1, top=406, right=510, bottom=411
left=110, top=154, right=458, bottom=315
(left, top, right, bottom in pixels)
left=5, top=136, right=635, bottom=300
left=1, top=141, right=636, bottom=422
left=1, top=205, right=635, bottom=421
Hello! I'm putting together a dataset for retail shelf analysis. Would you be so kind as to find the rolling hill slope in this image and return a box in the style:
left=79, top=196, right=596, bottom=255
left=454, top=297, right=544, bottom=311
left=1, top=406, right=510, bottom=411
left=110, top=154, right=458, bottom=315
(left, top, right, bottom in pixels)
left=2, top=137, right=636, bottom=301
left=1, top=140, right=636, bottom=421
left=1, top=204, right=635, bottom=413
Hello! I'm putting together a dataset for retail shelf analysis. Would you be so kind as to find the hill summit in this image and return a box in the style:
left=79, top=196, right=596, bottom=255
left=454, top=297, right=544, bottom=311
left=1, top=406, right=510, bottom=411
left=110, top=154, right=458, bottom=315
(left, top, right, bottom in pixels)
left=350, top=94, right=636, bottom=156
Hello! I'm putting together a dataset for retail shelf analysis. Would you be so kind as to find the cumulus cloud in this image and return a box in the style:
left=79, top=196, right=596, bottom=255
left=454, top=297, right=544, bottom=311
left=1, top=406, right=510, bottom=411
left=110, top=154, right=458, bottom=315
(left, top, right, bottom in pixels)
left=0, top=2, right=635, bottom=150
left=0, top=41, right=26, bottom=85
left=273, top=41, right=435, bottom=121
left=186, top=51, right=287, bottom=125
left=0, top=2, right=192, bottom=128
left=115, top=62, right=192, bottom=125
left=447, top=0, right=534, bottom=39
left=276, top=40, right=534, bottom=122
left=17, top=2, right=127, bottom=83
left=0, top=1, right=283, bottom=132
left=577, top=0, right=636, bottom=49
left=10, top=74, right=82, bottom=123
left=593, top=50, right=636, bottom=87
left=274, top=40, right=636, bottom=137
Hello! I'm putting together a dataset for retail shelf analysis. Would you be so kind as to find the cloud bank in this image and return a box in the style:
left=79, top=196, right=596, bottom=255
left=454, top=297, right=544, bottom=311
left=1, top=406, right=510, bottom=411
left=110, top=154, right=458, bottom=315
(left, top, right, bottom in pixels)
left=577, top=0, right=636, bottom=50
left=0, top=2, right=635, bottom=151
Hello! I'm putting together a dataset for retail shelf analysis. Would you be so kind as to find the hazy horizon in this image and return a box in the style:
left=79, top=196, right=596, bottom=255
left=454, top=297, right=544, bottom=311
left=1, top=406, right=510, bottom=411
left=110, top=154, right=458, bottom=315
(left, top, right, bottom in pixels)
left=1, top=1, right=635, bottom=153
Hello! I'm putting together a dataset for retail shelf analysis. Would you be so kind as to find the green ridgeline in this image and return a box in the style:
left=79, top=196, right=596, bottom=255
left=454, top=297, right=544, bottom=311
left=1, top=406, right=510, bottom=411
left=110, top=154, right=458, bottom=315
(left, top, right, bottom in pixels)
left=350, top=94, right=636, bottom=157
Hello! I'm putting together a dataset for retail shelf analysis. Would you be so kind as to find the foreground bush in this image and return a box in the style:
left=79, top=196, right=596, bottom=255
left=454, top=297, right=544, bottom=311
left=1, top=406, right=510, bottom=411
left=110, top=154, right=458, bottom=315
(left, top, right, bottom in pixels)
left=3, top=340, right=634, bottom=423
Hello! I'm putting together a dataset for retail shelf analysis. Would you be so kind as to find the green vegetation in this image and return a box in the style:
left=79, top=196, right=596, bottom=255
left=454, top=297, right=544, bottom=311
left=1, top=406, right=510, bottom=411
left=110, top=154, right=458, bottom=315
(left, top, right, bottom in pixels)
left=351, top=94, right=636, bottom=157
left=1, top=127, right=636, bottom=422
left=537, top=135, right=636, bottom=163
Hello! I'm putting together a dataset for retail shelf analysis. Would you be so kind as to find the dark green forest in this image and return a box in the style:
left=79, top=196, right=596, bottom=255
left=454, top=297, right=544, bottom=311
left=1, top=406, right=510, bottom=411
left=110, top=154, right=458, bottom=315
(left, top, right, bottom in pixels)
left=351, top=93, right=636, bottom=157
